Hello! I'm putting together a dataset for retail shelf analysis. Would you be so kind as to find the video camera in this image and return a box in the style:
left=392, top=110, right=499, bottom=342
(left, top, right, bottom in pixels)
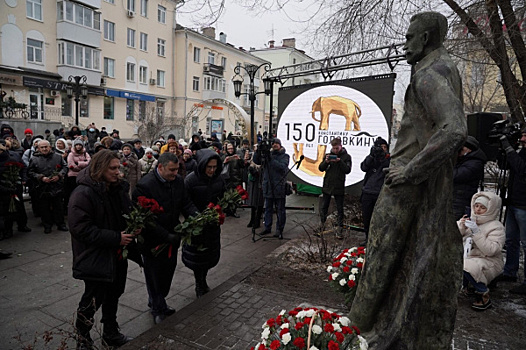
left=258, top=137, right=271, bottom=158
left=487, top=120, right=522, bottom=147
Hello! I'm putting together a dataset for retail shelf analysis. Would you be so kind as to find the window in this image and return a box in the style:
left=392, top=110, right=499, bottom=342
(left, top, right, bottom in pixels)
left=57, top=2, right=99, bottom=30
left=27, top=0, right=42, bottom=21
left=157, top=5, right=166, bottom=23
left=192, top=76, right=199, bottom=91
left=140, top=33, right=148, bottom=51
left=139, top=66, right=147, bottom=84
left=59, top=41, right=100, bottom=69
left=203, top=76, right=226, bottom=93
left=105, top=0, right=114, bottom=3
left=221, top=57, right=227, bottom=68
left=104, top=96, right=114, bottom=120
left=126, top=99, right=134, bottom=121
left=193, top=47, right=200, bottom=63
left=27, top=38, right=43, bottom=63
left=61, top=92, right=72, bottom=116
left=157, top=38, right=165, bottom=56
left=80, top=98, right=89, bottom=118
left=104, top=20, right=115, bottom=41
left=140, top=0, right=148, bottom=17
left=208, top=52, right=215, bottom=64
left=139, top=100, right=146, bottom=120
left=104, top=57, right=115, bottom=77
left=157, top=100, right=165, bottom=122
left=127, top=0, right=135, bottom=12
left=157, top=70, right=165, bottom=87
left=127, top=28, right=136, bottom=48
left=127, top=62, right=135, bottom=82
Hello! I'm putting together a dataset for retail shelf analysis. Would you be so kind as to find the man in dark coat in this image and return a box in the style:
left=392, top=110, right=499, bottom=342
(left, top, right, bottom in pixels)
left=318, top=137, right=352, bottom=238
left=133, top=152, right=197, bottom=324
left=360, top=137, right=390, bottom=244
left=28, top=140, right=68, bottom=234
left=68, top=149, right=139, bottom=349
left=453, top=135, right=487, bottom=220
left=253, top=138, right=290, bottom=239
left=349, top=12, right=467, bottom=349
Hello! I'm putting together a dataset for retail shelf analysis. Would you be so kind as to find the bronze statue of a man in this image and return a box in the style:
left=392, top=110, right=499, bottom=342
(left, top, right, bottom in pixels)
left=349, top=12, right=467, bottom=349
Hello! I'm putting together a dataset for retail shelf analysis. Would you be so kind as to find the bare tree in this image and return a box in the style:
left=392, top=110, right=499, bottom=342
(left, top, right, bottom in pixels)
left=134, top=102, right=177, bottom=146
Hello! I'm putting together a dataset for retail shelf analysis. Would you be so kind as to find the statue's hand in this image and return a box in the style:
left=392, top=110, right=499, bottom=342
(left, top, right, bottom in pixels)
left=385, top=166, right=407, bottom=186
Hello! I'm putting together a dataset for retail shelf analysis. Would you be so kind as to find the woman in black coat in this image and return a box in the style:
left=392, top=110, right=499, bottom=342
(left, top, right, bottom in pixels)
left=183, top=149, right=226, bottom=297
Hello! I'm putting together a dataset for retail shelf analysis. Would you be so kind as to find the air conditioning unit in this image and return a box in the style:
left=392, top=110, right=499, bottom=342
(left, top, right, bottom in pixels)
left=100, top=77, right=107, bottom=86
left=127, top=10, right=135, bottom=18
left=50, top=90, right=59, bottom=97
left=149, top=78, right=156, bottom=85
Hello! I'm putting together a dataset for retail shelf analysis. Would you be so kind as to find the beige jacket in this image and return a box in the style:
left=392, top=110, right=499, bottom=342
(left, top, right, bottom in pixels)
left=457, top=191, right=505, bottom=285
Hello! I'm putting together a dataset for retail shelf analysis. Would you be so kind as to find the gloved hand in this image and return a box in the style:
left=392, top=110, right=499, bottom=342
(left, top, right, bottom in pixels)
left=500, top=135, right=514, bottom=154
left=464, top=219, right=480, bottom=234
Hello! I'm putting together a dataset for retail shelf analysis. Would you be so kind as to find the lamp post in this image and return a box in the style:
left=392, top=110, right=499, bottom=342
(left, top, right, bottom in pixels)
left=66, top=75, right=88, bottom=127
left=232, top=63, right=272, bottom=145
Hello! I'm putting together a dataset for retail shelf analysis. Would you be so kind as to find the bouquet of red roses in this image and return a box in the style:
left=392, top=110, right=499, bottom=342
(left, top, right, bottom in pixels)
left=1, top=161, right=23, bottom=212
left=218, top=185, right=248, bottom=214
left=120, top=196, right=164, bottom=259
left=250, top=307, right=368, bottom=350
left=327, top=247, right=366, bottom=305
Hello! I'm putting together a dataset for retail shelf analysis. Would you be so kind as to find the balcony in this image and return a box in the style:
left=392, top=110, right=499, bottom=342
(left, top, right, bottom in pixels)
left=203, top=63, right=224, bottom=77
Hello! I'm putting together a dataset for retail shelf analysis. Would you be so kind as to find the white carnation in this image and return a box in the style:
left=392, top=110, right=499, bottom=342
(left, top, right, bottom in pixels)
left=311, top=325, right=323, bottom=334
left=339, top=316, right=351, bottom=327
left=282, top=332, right=292, bottom=345
left=261, top=328, right=270, bottom=340
left=350, top=247, right=357, bottom=252
left=331, top=272, right=339, bottom=280
left=351, top=268, right=359, bottom=274
left=297, top=310, right=306, bottom=319
left=339, top=279, right=347, bottom=286
left=279, top=309, right=286, bottom=316
left=280, top=323, right=289, bottom=329
left=309, top=346, right=320, bottom=350
left=327, top=266, right=333, bottom=273
left=340, top=257, right=348, bottom=263
left=358, top=335, right=369, bottom=350
left=349, top=274, right=356, bottom=281
left=305, top=309, right=315, bottom=317
left=332, top=323, right=342, bottom=332
left=357, top=257, right=364, bottom=263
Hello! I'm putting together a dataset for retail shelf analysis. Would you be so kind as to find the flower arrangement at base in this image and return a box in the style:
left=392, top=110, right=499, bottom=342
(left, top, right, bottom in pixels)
left=250, top=307, right=368, bottom=350
left=1, top=161, right=23, bottom=212
left=327, top=247, right=366, bottom=305
left=120, top=196, right=164, bottom=259
left=151, top=186, right=248, bottom=257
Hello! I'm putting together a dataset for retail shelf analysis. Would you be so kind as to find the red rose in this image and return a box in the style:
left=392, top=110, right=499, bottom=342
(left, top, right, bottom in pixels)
left=328, top=340, right=340, bottom=350
left=267, top=318, right=276, bottom=328
left=341, top=326, right=353, bottom=334
left=343, top=266, right=350, bottom=273
left=236, top=185, right=243, bottom=192
left=324, top=323, right=334, bottom=333
left=332, top=261, right=341, bottom=268
left=335, top=331, right=344, bottom=343
left=56, top=164, right=61, bottom=169
left=207, top=202, right=215, bottom=209
left=346, top=260, right=353, bottom=266
left=321, top=310, right=331, bottom=320
left=269, top=340, right=281, bottom=350
left=288, top=310, right=299, bottom=317
left=279, top=328, right=289, bottom=337
left=293, top=337, right=305, bottom=349
left=214, top=204, right=222, bottom=213
left=241, top=194, right=249, bottom=200
left=258, top=344, right=266, bottom=350
left=218, top=213, right=226, bottom=225
left=347, top=280, right=356, bottom=288
left=352, top=326, right=361, bottom=335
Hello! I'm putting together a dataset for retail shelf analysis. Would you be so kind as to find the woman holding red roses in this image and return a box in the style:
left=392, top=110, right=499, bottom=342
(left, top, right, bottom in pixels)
left=183, top=149, right=226, bottom=297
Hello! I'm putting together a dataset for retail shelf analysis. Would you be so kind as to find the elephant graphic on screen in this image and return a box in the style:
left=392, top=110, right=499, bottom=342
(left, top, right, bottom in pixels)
left=311, top=96, right=362, bottom=131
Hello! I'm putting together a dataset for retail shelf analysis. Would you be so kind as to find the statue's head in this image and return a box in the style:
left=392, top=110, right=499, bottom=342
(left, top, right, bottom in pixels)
left=404, top=12, right=448, bottom=65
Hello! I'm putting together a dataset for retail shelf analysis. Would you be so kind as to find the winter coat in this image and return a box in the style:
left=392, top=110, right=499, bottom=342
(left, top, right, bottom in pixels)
left=318, top=147, right=352, bottom=196
left=67, top=149, right=91, bottom=177
left=252, top=147, right=290, bottom=198
left=22, top=146, right=38, bottom=166
left=453, top=148, right=487, bottom=218
left=132, top=169, right=198, bottom=256
left=247, top=161, right=264, bottom=207
left=221, top=151, right=244, bottom=189
left=28, top=151, right=68, bottom=197
left=68, top=168, right=141, bottom=282
left=360, top=153, right=390, bottom=196
left=499, top=148, right=526, bottom=208
left=138, top=154, right=158, bottom=176
left=457, top=192, right=505, bottom=285
left=119, top=151, right=141, bottom=193
left=0, top=151, right=18, bottom=214
left=184, top=157, right=197, bottom=175
left=183, top=149, right=225, bottom=271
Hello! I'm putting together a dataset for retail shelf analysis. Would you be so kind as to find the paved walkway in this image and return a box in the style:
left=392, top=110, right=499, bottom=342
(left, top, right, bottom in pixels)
left=0, top=193, right=320, bottom=349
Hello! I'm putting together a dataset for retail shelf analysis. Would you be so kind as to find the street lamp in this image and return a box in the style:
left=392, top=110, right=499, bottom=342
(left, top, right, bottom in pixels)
left=232, top=63, right=272, bottom=145
left=66, top=75, right=88, bottom=127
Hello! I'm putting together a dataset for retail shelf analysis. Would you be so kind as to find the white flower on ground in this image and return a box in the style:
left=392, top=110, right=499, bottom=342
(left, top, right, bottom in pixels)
left=331, top=272, right=339, bottom=280
left=349, top=274, right=356, bottom=281
left=350, top=247, right=357, bottom=252
left=339, top=279, right=347, bottom=286
left=327, top=266, right=333, bottom=273
left=305, top=309, right=315, bottom=317
left=357, top=257, right=364, bottom=263
left=282, top=332, right=292, bottom=345
left=340, top=257, right=348, bottom=263
left=280, top=323, right=289, bottom=329
left=339, top=316, right=351, bottom=327
left=311, top=325, right=323, bottom=334
left=261, top=322, right=268, bottom=329
left=358, top=335, right=369, bottom=350
left=279, top=309, right=286, bottom=316
left=351, top=268, right=359, bottom=274
left=261, top=328, right=270, bottom=340
left=332, top=323, right=342, bottom=332
left=309, top=346, right=320, bottom=350
left=297, top=310, right=306, bottom=319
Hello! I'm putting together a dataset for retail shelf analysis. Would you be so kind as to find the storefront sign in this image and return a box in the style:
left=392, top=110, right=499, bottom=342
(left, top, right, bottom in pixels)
left=106, top=89, right=156, bottom=102
left=0, top=73, right=23, bottom=86
left=23, top=76, right=105, bottom=96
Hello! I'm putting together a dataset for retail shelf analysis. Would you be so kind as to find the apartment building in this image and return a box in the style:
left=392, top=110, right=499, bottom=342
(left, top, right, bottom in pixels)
left=173, top=26, right=269, bottom=141
left=0, top=0, right=179, bottom=138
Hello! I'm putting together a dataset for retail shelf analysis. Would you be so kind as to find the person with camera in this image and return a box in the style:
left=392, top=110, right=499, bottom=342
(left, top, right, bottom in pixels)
left=318, top=137, right=352, bottom=239
left=253, top=138, right=290, bottom=239
left=453, top=136, right=487, bottom=220
left=494, top=127, right=526, bottom=295
left=360, top=137, right=390, bottom=245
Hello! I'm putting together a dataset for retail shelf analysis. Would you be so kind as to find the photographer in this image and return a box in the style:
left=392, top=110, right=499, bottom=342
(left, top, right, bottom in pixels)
left=494, top=127, right=526, bottom=295
left=253, top=138, right=290, bottom=239
left=318, top=137, right=352, bottom=239
left=360, top=137, right=390, bottom=245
